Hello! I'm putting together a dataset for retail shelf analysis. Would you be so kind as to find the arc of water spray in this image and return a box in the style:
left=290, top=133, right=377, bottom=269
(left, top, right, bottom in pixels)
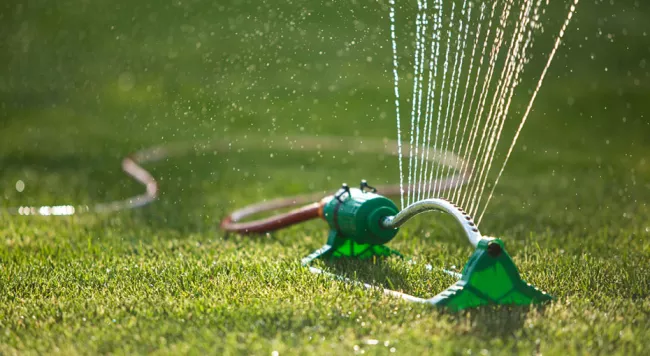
left=450, top=1, right=494, bottom=203
left=417, top=0, right=442, bottom=202
left=462, top=0, right=513, bottom=212
left=429, top=1, right=455, bottom=199
left=438, top=0, right=471, bottom=198
left=406, top=0, right=426, bottom=206
left=456, top=1, right=503, bottom=210
left=448, top=3, right=486, bottom=202
left=458, top=0, right=509, bottom=210
left=470, top=0, right=538, bottom=218
left=388, top=0, right=405, bottom=208
left=478, top=0, right=579, bottom=224
left=452, top=1, right=498, bottom=203
left=424, top=0, right=444, bottom=197
left=411, top=0, right=430, bottom=204
left=435, top=0, right=466, bottom=196
left=466, top=0, right=532, bottom=216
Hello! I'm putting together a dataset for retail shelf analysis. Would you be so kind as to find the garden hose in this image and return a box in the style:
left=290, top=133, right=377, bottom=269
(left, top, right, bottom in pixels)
left=7, top=135, right=465, bottom=217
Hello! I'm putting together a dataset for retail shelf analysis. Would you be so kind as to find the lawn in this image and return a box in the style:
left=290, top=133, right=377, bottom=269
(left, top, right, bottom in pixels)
left=1, top=0, right=649, bottom=354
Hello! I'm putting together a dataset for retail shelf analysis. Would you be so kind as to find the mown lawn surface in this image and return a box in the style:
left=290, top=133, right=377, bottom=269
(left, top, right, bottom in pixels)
left=1, top=0, right=649, bottom=354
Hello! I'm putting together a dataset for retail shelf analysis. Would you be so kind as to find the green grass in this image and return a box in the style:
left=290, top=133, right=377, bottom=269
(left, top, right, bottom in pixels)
left=1, top=0, right=650, bottom=354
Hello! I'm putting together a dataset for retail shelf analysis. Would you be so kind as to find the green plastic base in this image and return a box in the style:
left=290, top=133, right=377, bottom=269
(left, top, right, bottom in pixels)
left=427, top=238, right=552, bottom=311
left=301, top=230, right=401, bottom=265
left=302, top=232, right=552, bottom=311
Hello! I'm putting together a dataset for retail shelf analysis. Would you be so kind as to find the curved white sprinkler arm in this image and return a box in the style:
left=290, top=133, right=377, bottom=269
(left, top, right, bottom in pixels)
left=381, top=197, right=483, bottom=248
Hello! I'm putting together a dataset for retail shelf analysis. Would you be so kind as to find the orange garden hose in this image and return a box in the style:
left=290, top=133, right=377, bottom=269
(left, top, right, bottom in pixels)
left=220, top=201, right=324, bottom=234
left=6, top=136, right=468, bottom=236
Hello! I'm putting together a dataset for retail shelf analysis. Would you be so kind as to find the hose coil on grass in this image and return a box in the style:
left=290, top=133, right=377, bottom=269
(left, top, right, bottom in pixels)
left=5, top=136, right=469, bottom=233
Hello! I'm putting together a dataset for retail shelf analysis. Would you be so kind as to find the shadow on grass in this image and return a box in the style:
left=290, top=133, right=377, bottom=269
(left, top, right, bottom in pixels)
left=321, top=258, right=416, bottom=293
left=454, top=304, right=546, bottom=340
left=317, top=256, right=548, bottom=340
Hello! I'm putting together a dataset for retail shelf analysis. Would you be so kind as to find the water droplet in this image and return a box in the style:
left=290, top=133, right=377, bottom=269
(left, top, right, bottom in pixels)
left=118, top=72, right=135, bottom=92
left=15, top=180, right=25, bottom=192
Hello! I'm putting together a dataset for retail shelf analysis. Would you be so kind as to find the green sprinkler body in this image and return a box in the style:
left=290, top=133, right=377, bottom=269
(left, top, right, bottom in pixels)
left=304, top=181, right=403, bottom=261
left=301, top=179, right=553, bottom=311
left=321, top=183, right=399, bottom=245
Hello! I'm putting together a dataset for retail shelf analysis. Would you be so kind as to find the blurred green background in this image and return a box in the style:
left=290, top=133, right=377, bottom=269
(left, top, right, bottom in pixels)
left=1, top=0, right=649, bottom=354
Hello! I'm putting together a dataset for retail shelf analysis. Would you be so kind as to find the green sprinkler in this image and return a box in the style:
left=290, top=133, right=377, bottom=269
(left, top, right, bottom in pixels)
left=301, top=180, right=552, bottom=311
